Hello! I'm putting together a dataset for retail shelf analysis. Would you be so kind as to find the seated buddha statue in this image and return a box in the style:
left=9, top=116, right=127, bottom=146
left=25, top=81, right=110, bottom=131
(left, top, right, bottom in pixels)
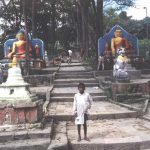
left=111, top=29, right=130, bottom=57
left=7, top=30, right=32, bottom=59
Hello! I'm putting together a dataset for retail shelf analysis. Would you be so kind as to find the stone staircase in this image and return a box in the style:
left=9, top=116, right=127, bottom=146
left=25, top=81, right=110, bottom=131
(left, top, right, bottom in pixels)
left=0, top=122, right=53, bottom=150
left=0, top=60, right=150, bottom=150
left=45, top=61, right=150, bottom=150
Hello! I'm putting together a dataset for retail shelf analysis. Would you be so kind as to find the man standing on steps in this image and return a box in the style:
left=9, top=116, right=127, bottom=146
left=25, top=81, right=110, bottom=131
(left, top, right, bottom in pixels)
left=67, top=49, right=72, bottom=64
left=73, top=83, right=93, bottom=142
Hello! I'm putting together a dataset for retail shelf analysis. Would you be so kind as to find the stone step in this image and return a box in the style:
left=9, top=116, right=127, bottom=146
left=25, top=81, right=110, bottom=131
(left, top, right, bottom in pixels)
left=51, top=87, right=105, bottom=97
left=141, top=74, right=150, bottom=79
left=115, top=93, right=143, bottom=101
left=54, top=78, right=98, bottom=84
left=54, top=83, right=99, bottom=88
left=55, top=74, right=94, bottom=79
left=51, top=92, right=103, bottom=97
left=51, top=91, right=105, bottom=97
left=56, top=71, right=93, bottom=76
left=0, top=122, right=53, bottom=149
left=0, top=138, right=50, bottom=150
left=58, top=69, right=94, bottom=73
left=118, top=97, right=146, bottom=104
left=60, top=63, right=84, bottom=67
left=45, top=101, right=138, bottom=121
left=95, top=70, right=112, bottom=76
left=0, top=122, right=52, bottom=143
left=51, top=95, right=107, bottom=102
left=142, top=69, right=150, bottom=74
left=47, top=122, right=68, bottom=150
left=67, top=118, right=150, bottom=150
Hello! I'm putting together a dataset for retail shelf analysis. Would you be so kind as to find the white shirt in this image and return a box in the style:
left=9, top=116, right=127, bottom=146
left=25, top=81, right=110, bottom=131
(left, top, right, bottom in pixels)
left=73, top=92, right=92, bottom=124
left=73, top=92, right=92, bottom=114
left=68, top=50, right=72, bottom=57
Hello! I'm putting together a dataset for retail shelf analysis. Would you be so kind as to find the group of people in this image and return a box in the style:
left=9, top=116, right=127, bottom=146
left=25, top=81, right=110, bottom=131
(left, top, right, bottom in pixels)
left=59, top=49, right=73, bottom=64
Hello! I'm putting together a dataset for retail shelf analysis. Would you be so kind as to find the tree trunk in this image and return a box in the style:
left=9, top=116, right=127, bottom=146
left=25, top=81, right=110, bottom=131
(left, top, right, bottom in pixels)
left=97, top=0, right=103, bottom=38
left=32, top=0, right=36, bottom=38
left=96, top=0, right=104, bottom=61
left=79, top=0, right=90, bottom=59
left=51, top=0, right=56, bottom=50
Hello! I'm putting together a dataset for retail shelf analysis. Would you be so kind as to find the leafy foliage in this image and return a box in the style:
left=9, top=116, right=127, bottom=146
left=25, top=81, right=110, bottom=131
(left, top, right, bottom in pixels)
left=0, top=0, right=149, bottom=62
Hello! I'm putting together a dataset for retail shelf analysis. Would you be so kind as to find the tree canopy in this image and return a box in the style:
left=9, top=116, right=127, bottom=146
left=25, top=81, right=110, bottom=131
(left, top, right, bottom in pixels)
left=0, top=0, right=149, bottom=59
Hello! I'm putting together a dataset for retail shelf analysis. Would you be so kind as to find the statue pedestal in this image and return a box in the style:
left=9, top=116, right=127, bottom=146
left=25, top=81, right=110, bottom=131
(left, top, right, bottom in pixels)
left=126, top=64, right=141, bottom=79
left=34, top=60, right=45, bottom=68
left=0, top=100, right=43, bottom=125
left=111, top=81, right=149, bottom=101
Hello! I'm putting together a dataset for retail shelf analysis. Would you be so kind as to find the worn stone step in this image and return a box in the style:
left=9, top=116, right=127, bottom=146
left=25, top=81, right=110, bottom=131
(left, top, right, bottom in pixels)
left=95, top=70, right=112, bottom=76
left=115, top=93, right=143, bottom=101
left=51, top=95, right=107, bottom=102
left=51, top=92, right=103, bottom=97
left=51, top=87, right=105, bottom=97
left=0, top=138, right=50, bottom=150
left=55, top=74, right=94, bottom=79
left=54, top=83, right=99, bottom=88
left=0, top=122, right=53, bottom=143
left=58, top=69, right=94, bottom=73
left=47, top=122, right=68, bottom=150
left=51, top=92, right=105, bottom=97
left=56, top=71, right=93, bottom=76
left=54, top=78, right=97, bottom=84
left=45, top=101, right=138, bottom=121
left=119, top=97, right=146, bottom=104
left=67, top=118, right=150, bottom=150
left=60, top=63, right=84, bottom=67
left=142, top=69, right=150, bottom=74
left=141, top=74, right=150, bottom=79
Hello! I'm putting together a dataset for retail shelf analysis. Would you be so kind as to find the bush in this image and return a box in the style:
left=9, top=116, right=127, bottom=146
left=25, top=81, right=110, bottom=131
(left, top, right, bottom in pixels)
left=139, top=39, right=150, bottom=58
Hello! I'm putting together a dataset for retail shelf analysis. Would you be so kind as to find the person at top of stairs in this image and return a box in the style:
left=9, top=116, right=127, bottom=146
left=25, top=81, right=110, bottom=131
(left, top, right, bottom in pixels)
left=73, top=82, right=93, bottom=142
left=67, top=49, right=72, bottom=64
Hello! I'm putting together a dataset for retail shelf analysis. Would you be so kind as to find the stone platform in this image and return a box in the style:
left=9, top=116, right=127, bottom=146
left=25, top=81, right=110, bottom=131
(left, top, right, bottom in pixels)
left=0, top=122, right=53, bottom=150
left=51, top=87, right=104, bottom=96
left=67, top=118, right=150, bottom=150
left=46, top=101, right=138, bottom=121
left=0, top=99, right=43, bottom=124
left=111, top=79, right=150, bottom=100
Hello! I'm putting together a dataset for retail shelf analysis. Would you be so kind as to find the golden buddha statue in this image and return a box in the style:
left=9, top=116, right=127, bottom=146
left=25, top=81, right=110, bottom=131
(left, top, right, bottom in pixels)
left=8, top=31, right=32, bottom=59
left=111, top=29, right=129, bottom=56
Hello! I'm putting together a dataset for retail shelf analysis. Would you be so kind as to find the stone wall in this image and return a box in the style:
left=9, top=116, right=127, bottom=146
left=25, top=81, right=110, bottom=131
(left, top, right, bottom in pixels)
left=24, top=74, right=54, bottom=86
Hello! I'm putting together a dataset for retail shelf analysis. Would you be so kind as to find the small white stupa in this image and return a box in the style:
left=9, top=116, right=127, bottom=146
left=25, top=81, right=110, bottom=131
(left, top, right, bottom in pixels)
left=0, top=55, right=37, bottom=103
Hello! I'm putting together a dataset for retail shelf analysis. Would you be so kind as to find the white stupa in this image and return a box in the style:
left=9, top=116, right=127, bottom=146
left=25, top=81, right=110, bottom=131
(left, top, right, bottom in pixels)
left=0, top=56, right=37, bottom=103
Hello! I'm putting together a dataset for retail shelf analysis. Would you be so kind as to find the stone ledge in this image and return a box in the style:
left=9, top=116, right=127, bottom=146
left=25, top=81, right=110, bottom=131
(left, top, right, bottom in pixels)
left=0, top=138, right=50, bottom=150
left=0, top=99, right=44, bottom=124
left=48, top=122, right=68, bottom=150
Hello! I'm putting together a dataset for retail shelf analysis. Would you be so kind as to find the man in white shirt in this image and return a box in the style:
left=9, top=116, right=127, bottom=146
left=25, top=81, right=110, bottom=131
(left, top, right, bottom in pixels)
left=67, top=50, right=72, bottom=64
left=73, top=83, right=92, bottom=142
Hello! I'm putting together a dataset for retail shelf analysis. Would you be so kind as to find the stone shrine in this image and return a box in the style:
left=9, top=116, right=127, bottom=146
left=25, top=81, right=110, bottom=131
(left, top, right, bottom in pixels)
left=0, top=56, right=43, bottom=125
